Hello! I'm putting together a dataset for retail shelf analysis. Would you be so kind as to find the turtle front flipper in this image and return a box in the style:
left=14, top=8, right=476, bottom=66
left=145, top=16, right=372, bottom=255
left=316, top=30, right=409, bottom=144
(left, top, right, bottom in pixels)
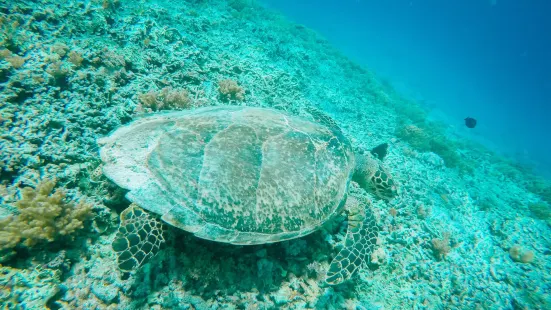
left=111, top=204, right=165, bottom=277
left=325, top=196, right=379, bottom=285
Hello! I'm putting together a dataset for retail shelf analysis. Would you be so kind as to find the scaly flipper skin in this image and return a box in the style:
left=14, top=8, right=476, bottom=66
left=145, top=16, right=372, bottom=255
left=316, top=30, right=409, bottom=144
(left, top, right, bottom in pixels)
left=353, top=151, right=397, bottom=201
left=111, top=204, right=165, bottom=275
left=325, top=196, right=379, bottom=285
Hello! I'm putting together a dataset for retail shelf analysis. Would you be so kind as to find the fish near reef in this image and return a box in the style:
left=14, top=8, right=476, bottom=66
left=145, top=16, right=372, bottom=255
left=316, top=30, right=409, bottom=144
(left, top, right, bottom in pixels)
left=464, top=117, right=477, bottom=128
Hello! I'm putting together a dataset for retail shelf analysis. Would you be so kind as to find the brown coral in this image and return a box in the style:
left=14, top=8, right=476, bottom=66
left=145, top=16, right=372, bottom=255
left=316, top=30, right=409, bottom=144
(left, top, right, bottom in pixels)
left=431, top=232, right=451, bottom=260
left=218, top=79, right=245, bottom=101
left=0, top=180, right=93, bottom=251
left=6, top=55, right=25, bottom=68
left=0, top=49, right=25, bottom=68
left=509, top=245, right=535, bottom=264
left=68, top=51, right=84, bottom=67
left=137, top=87, right=191, bottom=112
left=161, top=87, right=191, bottom=109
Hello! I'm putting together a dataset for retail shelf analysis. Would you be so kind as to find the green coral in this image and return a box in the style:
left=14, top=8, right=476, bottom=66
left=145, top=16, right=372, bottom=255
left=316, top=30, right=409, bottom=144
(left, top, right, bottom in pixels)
left=528, top=202, right=551, bottom=225
left=396, top=123, right=459, bottom=167
left=525, top=178, right=551, bottom=206
left=395, top=120, right=475, bottom=172
left=429, top=137, right=461, bottom=168
left=0, top=180, right=93, bottom=252
left=396, top=123, right=430, bottom=151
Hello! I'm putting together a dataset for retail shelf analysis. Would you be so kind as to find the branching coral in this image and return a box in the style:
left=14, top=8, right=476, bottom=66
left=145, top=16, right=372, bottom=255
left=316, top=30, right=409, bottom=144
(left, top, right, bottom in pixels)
left=0, top=180, right=93, bottom=251
left=137, top=87, right=191, bottom=111
left=0, top=16, right=23, bottom=52
left=218, top=79, right=245, bottom=101
left=431, top=232, right=452, bottom=260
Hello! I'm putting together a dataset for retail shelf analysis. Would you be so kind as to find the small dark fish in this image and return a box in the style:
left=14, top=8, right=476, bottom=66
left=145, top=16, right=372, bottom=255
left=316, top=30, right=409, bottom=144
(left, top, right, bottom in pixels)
left=370, top=143, right=389, bottom=160
left=464, top=117, right=477, bottom=128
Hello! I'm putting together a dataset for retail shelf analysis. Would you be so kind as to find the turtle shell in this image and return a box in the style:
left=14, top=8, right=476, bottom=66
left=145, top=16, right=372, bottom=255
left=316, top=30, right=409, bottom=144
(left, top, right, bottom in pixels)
left=99, top=106, right=355, bottom=244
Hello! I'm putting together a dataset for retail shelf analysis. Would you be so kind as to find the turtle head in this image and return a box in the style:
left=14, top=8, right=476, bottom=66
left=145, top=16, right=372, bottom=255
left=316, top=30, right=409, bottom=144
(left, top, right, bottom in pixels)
left=352, top=144, right=398, bottom=200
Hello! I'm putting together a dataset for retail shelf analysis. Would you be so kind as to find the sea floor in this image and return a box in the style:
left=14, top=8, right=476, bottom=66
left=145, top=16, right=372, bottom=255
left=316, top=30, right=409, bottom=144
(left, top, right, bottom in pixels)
left=1, top=1, right=550, bottom=309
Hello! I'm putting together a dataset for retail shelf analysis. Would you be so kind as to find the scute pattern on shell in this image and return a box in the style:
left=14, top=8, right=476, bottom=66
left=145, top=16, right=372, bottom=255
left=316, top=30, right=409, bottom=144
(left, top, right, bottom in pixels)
left=99, top=106, right=355, bottom=244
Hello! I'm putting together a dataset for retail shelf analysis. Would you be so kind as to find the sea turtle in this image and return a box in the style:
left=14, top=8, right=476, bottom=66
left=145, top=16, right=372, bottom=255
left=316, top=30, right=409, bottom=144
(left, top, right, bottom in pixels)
left=98, top=105, right=397, bottom=285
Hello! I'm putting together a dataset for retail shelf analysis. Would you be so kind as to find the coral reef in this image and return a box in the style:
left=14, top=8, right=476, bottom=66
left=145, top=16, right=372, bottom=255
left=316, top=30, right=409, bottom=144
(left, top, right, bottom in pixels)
left=431, top=232, right=452, bottom=260
left=528, top=202, right=551, bottom=223
left=0, top=265, right=61, bottom=309
left=0, top=180, right=92, bottom=257
left=525, top=177, right=551, bottom=206
left=137, top=87, right=192, bottom=112
left=218, top=79, right=245, bottom=102
left=509, top=245, right=535, bottom=264
left=396, top=122, right=465, bottom=170
left=0, top=0, right=550, bottom=309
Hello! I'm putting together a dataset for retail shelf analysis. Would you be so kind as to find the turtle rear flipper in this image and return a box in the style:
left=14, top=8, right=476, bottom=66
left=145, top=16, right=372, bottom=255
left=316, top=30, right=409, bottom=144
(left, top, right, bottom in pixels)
left=111, top=204, right=165, bottom=277
left=325, top=196, right=379, bottom=285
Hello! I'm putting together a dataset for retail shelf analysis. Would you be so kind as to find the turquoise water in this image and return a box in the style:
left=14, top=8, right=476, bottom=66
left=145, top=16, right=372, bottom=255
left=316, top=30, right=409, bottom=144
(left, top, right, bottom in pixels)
left=1, top=1, right=550, bottom=309
left=262, top=0, right=551, bottom=180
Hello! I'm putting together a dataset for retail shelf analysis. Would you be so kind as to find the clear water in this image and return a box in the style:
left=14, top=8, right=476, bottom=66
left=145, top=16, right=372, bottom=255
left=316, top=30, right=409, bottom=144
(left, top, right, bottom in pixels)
left=263, top=0, right=551, bottom=179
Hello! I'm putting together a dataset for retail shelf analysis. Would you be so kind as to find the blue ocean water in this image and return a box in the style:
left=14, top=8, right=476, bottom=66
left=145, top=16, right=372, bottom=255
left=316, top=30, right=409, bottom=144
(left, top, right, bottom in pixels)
left=262, top=0, right=551, bottom=178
